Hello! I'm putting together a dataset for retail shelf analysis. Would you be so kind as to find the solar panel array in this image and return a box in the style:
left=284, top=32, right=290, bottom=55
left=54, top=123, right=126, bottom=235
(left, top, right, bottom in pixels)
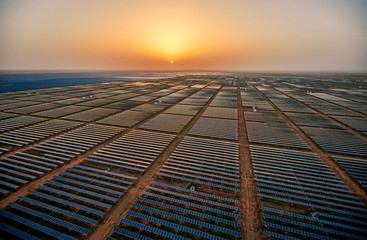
left=6, top=102, right=64, bottom=114
left=240, top=87, right=274, bottom=111
left=1, top=74, right=367, bottom=240
left=278, top=88, right=363, bottom=117
left=251, top=145, right=367, bottom=240
left=332, top=116, right=367, bottom=134
left=209, top=87, right=238, bottom=109
left=285, top=112, right=342, bottom=129
left=201, top=106, right=238, bottom=119
left=0, top=129, right=176, bottom=239
left=0, top=115, right=46, bottom=132
left=189, top=117, right=238, bottom=140
left=139, top=113, right=193, bottom=133
left=86, top=130, right=175, bottom=174
left=29, top=124, right=123, bottom=161
left=0, top=119, right=81, bottom=154
left=245, top=111, right=310, bottom=149
left=0, top=124, right=122, bottom=197
left=301, top=126, right=367, bottom=157
left=309, top=92, right=367, bottom=115
left=331, top=155, right=367, bottom=188
left=109, top=136, right=241, bottom=240
left=62, top=107, right=120, bottom=122
left=259, top=87, right=315, bottom=113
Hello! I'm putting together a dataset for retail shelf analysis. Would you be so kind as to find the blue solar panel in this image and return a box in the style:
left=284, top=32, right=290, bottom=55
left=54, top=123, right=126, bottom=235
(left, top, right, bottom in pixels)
left=160, top=169, right=240, bottom=186
left=73, top=164, right=137, bottom=180
left=119, top=218, right=188, bottom=240
left=255, top=171, right=347, bottom=189
left=61, top=171, right=129, bottom=190
left=84, top=158, right=145, bottom=172
left=157, top=173, right=239, bottom=191
left=0, top=209, right=77, bottom=240
left=253, top=159, right=333, bottom=175
left=255, top=182, right=358, bottom=200
left=113, top=227, right=153, bottom=240
left=257, top=184, right=363, bottom=206
left=262, top=213, right=366, bottom=239
left=29, top=190, right=105, bottom=216
left=255, top=175, right=352, bottom=194
left=138, top=197, right=240, bottom=227
left=143, top=192, right=240, bottom=219
left=0, top=221, right=40, bottom=240
left=18, top=196, right=98, bottom=225
left=258, top=193, right=367, bottom=219
left=45, top=180, right=118, bottom=202
left=66, top=168, right=133, bottom=185
left=150, top=181, right=240, bottom=203
left=133, top=203, right=241, bottom=237
left=171, top=154, right=239, bottom=171
left=263, top=221, right=327, bottom=240
left=8, top=202, right=89, bottom=234
left=264, top=230, right=300, bottom=240
left=258, top=188, right=367, bottom=212
left=163, top=163, right=240, bottom=180
left=316, top=212, right=367, bottom=226
left=37, top=185, right=112, bottom=209
left=147, top=186, right=239, bottom=210
left=253, top=166, right=343, bottom=184
left=53, top=176, right=123, bottom=196
left=167, top=158, right=239, bottom=174
left=127, top=210, right=228, bottom=240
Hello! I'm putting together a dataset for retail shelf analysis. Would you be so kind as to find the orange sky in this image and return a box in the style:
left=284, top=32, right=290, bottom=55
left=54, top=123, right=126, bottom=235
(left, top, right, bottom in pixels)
left=0, top=0, right=366, bottom=72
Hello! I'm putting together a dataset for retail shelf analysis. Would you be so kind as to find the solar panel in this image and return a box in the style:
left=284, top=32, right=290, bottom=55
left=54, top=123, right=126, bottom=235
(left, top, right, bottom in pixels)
left=45, top=180, right=118, bottom=202
left=159, top=169, right=240, bottom=187
left=60, top=172, right=129, bottom=190
left=0, top=221, right=40, bottom=240
left=157, top=173, right=239, bottom=192
left=147, top=186, right=239, bottom=210
left=0, top=209, right=77, bottom=240
left=127, top=210, right=228, bottom=240
left=73, top=164, right=137, bottom=180
left=113, top=227, right=153, bottom=240
left=53, top=176, right=123, bottom=196
left=150, top=181, right=240, bottom=204
left=143, top=191, right=240, bottom=218
left=259, top=193, right=367, bottom=219
left=263, top=230, right=300, bottom=240
left=119, top=219, right=188, bottom=240
left=29, top=190, right=105, bottom=216
left=18, top=196, right=98, bottom=225
left=133, top=203, right=241, bottom=237
left=8, top=202, right=89, bottom=234
left=37, top=185, right=112, bottom=208
left=256, top=183, right=359, bottom=205
left=162, top=164, right=239, bottom=181
left=138, top=197, right=240, bottom=227
left=261, top=206, right=367, bottom=234
left=262, top=214, right=364, bottom=240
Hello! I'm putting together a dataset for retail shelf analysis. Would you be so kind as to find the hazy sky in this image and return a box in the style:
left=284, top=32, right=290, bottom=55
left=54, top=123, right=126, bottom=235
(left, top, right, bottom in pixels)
left=0, top=0, right=366, bottom=72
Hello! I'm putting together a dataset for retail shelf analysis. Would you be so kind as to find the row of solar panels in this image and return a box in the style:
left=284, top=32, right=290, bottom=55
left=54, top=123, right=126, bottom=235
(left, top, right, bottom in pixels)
left=251, top=145, right=367, bottom=240
left=0, top=129, right=177, bottom=240
left=0, top=119, right=81, bottom=155
left=107, top=136, right=241, bottom=240
left=0, top=124, right=122, bottom=197
left=109, top=180, right=241, bottom=240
